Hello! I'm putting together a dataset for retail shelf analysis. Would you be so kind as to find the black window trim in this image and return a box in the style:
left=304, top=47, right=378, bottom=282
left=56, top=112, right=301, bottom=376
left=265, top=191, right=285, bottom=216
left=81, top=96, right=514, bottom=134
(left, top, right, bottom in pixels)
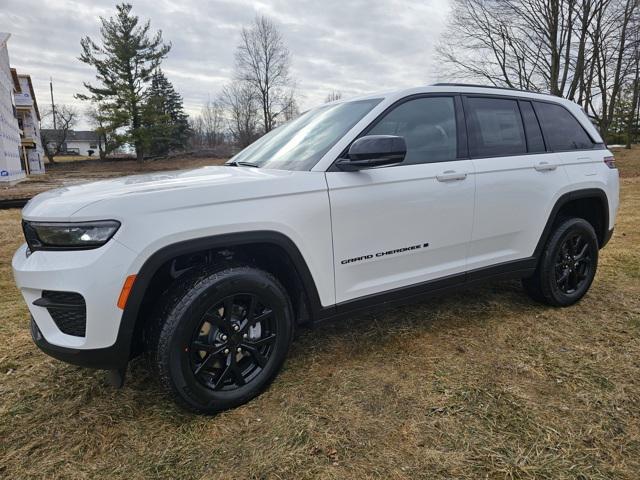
left=518, top=99, right=547, bottom=153
left=460, top=93, right=604, bottom=160
left=327, top=92, right=605, bottom=170
left=327, top=93, right=466, bottom=171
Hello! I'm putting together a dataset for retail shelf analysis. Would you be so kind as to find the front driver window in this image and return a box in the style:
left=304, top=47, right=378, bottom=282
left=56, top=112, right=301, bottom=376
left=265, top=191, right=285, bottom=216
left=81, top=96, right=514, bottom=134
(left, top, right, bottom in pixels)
left=367, top=96, right=457, bottom=164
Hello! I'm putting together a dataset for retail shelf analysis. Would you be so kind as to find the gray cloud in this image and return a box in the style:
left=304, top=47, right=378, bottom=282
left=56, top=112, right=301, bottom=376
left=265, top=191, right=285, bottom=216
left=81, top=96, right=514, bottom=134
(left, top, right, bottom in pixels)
left=1, top=0, right=451, bottom=126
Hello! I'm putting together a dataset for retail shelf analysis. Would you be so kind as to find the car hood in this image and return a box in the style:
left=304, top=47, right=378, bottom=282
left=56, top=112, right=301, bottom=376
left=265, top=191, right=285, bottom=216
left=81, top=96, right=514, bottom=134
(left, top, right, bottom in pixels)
left=22, top=166, right=317, bottom=220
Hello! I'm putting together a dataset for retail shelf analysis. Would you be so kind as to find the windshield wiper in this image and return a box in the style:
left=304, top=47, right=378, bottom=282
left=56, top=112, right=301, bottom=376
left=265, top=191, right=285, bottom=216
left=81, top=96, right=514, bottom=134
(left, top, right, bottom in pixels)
left=226, top=160, right=260, bottom=168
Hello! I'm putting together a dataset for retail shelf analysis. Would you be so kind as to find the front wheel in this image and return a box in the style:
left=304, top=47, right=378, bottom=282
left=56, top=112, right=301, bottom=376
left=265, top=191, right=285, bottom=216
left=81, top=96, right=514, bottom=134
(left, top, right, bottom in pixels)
left=149, top=266, right=294, bottom=413
left=523, top=217, right=599, bottom=307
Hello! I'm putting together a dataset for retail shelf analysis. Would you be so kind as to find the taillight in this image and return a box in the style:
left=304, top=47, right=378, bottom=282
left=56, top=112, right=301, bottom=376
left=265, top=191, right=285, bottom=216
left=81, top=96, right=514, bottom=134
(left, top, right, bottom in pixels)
left=604, top=156, right=616, bottom=169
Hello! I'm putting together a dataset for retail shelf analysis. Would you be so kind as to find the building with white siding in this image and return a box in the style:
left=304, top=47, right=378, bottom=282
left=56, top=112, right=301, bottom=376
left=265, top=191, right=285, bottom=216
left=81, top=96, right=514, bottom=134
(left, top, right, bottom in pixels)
left=41, top=129, right=99, bottom=156
left=13, top=69, right=45, bottom=174
left=0, top=32, right=24, bottom=183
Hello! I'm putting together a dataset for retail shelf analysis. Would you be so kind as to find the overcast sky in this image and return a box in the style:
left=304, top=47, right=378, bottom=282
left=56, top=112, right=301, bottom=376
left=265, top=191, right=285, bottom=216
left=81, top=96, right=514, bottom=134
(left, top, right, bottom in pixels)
left=1, top=0, right=452, bottom=127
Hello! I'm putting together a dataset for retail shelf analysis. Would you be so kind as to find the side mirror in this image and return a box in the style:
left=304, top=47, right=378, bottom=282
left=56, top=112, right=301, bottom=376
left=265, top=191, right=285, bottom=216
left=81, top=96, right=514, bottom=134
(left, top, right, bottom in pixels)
left=336, top=135, right=407, bottom=171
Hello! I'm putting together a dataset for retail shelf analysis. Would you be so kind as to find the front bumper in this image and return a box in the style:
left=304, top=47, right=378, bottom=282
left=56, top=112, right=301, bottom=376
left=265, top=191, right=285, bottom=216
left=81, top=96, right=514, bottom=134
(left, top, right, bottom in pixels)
left=12, top=240, right=138, bottom=369
left=30, top=316, right=129, bottom=369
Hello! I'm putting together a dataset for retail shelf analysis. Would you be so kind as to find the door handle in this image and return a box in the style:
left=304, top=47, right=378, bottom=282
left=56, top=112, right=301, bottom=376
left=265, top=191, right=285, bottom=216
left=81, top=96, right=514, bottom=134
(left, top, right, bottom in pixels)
left=436, top=170, right=467, bottom=182
left=534, top=161, right=557, bottom=172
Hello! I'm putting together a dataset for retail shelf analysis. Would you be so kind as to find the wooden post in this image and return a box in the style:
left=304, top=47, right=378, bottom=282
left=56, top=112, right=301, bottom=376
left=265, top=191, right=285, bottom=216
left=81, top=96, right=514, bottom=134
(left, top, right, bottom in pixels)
left=22, top=145, right=30, bottom=175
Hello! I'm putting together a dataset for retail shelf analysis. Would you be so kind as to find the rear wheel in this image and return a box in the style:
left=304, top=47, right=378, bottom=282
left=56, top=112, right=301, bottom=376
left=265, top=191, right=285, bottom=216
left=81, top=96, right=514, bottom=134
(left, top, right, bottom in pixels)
left=523, top=218, right=598, bottom=307
left=148, top=266, right=294, bottom=413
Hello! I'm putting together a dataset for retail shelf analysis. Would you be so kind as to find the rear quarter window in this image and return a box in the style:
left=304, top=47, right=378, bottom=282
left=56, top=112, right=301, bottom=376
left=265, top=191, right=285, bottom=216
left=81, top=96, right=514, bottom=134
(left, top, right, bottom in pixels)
left=533, top=102, right=594, bottom=151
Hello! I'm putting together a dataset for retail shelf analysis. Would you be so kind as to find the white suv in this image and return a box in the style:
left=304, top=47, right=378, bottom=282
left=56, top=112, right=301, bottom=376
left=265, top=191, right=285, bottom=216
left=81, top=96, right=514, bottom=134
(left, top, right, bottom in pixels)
left=12, top=84, right=619, bottom=413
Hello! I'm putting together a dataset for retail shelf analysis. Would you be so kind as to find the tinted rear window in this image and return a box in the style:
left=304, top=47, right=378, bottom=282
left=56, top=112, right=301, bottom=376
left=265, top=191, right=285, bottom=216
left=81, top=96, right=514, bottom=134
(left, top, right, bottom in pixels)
left=534, top=102, right=594, bottom=151
left=465, top=97, right=526, bottom=157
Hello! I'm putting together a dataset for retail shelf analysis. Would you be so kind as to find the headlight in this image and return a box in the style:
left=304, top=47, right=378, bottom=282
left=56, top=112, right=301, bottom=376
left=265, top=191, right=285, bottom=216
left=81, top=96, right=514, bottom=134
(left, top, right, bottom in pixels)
left=22, top=220, right=121, bottom=251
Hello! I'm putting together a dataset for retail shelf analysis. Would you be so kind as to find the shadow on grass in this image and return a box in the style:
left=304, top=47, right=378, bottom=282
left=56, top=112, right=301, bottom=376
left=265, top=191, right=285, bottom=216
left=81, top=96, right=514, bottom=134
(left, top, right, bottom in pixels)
left=4, top=278, right=539, bottom=423
left=113, top=279, right=538, bottom=410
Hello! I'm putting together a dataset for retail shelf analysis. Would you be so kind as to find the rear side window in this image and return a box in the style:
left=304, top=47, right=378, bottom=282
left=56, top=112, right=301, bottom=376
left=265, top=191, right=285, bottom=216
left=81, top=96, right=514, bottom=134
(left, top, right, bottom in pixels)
left=367, top=96, right=457, bottom=164
left=465, top=97, right=526, bottom=157
left=519, top=101, right=546, bottom=153
left=533, top=102, right=594, bottom=151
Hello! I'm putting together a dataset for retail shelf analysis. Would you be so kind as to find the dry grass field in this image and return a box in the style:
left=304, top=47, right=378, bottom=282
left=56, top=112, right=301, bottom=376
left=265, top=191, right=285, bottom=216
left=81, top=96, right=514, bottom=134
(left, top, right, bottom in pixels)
left=0, top=156, right=226, bottom=201
left=0, top=150, right=638, bottom=479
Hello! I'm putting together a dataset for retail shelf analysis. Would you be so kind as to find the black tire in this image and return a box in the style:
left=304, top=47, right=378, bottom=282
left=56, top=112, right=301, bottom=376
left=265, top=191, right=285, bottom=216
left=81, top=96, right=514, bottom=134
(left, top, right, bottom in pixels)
left=522, top=217, right=598, bottom=307
left=148, top=266, right=294, bottom=414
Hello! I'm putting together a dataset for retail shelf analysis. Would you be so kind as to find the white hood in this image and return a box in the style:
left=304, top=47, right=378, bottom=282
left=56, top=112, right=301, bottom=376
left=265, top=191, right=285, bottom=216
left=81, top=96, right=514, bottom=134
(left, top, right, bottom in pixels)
left=22, top=166, right=319, bottom=221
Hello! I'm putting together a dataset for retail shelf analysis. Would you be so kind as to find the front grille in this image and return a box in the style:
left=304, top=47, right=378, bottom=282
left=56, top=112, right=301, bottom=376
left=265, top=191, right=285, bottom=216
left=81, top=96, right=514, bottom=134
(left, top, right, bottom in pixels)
left=42, top=291, right=84, bottom=306
left=36, top=291, right=87, bottom=337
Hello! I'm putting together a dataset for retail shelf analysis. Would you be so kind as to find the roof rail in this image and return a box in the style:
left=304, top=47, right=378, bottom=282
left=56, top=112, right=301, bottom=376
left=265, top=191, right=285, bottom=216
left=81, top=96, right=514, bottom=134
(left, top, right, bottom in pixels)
left=431, top=82, right=541, bottom=94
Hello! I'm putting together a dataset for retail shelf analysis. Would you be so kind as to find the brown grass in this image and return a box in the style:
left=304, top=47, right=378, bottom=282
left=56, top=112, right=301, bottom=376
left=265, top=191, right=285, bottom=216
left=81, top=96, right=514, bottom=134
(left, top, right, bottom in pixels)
left=0, top=150, right=639, bottom=479
left=0, top=156, right=226, bottom=201
left=46, top=155, right=96, bottom=163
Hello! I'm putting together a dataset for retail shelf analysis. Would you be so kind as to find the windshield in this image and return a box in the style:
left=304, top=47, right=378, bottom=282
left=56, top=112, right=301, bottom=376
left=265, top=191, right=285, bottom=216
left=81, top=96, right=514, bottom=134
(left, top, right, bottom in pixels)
left=227, top=98, right=382, bottom=170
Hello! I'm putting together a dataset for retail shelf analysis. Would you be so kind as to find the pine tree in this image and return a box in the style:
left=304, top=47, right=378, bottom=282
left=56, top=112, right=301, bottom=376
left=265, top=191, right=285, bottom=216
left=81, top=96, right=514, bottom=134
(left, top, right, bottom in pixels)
left=86, top=102, right=127, bottom=160
left=142, top=69, right=190, bottom=156
left=77, top=3, right=171, bottom=161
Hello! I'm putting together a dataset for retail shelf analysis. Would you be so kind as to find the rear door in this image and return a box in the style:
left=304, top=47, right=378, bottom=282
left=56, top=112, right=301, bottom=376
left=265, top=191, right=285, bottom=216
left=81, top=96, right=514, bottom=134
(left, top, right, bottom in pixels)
left=326, top=95, right=476, bottom=303
left=465, top=96, right=569, bottom=271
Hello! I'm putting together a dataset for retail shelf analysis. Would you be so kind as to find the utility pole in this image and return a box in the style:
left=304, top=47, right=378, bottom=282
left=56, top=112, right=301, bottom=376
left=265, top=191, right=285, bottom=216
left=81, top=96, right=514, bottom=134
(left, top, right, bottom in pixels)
left=49, top=77, right=56, bottom=130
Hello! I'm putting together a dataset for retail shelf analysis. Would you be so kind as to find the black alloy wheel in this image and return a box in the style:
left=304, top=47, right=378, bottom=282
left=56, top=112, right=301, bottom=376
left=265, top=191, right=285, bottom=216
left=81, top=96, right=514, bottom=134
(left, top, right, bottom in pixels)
left=188, top=293, right=277, bottom=392
left=522, top=217, right=599, bottom=307
left=149, top=266, right=294, bottom=413
left=554, top=232, right=594, bottom=295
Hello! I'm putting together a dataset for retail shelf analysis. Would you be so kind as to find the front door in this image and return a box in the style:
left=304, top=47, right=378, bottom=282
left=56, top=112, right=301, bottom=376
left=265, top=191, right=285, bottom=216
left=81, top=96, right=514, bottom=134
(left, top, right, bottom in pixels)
left=326, top=96, right=476, bottom=303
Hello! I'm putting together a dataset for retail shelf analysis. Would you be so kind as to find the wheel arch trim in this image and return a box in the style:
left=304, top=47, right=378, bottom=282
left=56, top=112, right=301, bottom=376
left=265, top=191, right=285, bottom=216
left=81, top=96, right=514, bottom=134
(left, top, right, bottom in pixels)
left=119, top=230, right=326, bottom=360
left=533, top=188, right=610, bottom=258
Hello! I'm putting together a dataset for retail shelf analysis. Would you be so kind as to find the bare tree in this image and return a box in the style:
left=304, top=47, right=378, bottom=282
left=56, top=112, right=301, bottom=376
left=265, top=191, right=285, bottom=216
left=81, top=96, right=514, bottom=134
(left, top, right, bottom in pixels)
left=201, top=99, right=225, bottom=146
left=40, top=105, right=79, bottom=163
left=222, top=82, right=259, bottom=148
left=281, top=94, right=299, bottom=122
left=437, top=0, right=639, bottom=138
left=188, top=99, right=227, bottom=149
left=235, top=15, right=295, bottom=133
left=624, top=18, right=640, bottom=148
left=437, top=0, right=581, bottom=94
left=325, top=90, right=343, bottom=103
left=189, top=116, right=205, bottom=149
left=436, top=0, right=540, bottom=91
left=587, top=0, right=638, bottom=135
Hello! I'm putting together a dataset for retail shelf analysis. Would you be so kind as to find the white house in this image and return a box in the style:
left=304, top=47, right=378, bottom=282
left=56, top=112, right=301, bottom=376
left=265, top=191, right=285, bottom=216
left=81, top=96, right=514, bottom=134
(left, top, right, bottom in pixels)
left=64, top=130, right=99, bottom=156
left=0, top=32, right=24, bottom=183
left=41, top=129, right=99, bottom=156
